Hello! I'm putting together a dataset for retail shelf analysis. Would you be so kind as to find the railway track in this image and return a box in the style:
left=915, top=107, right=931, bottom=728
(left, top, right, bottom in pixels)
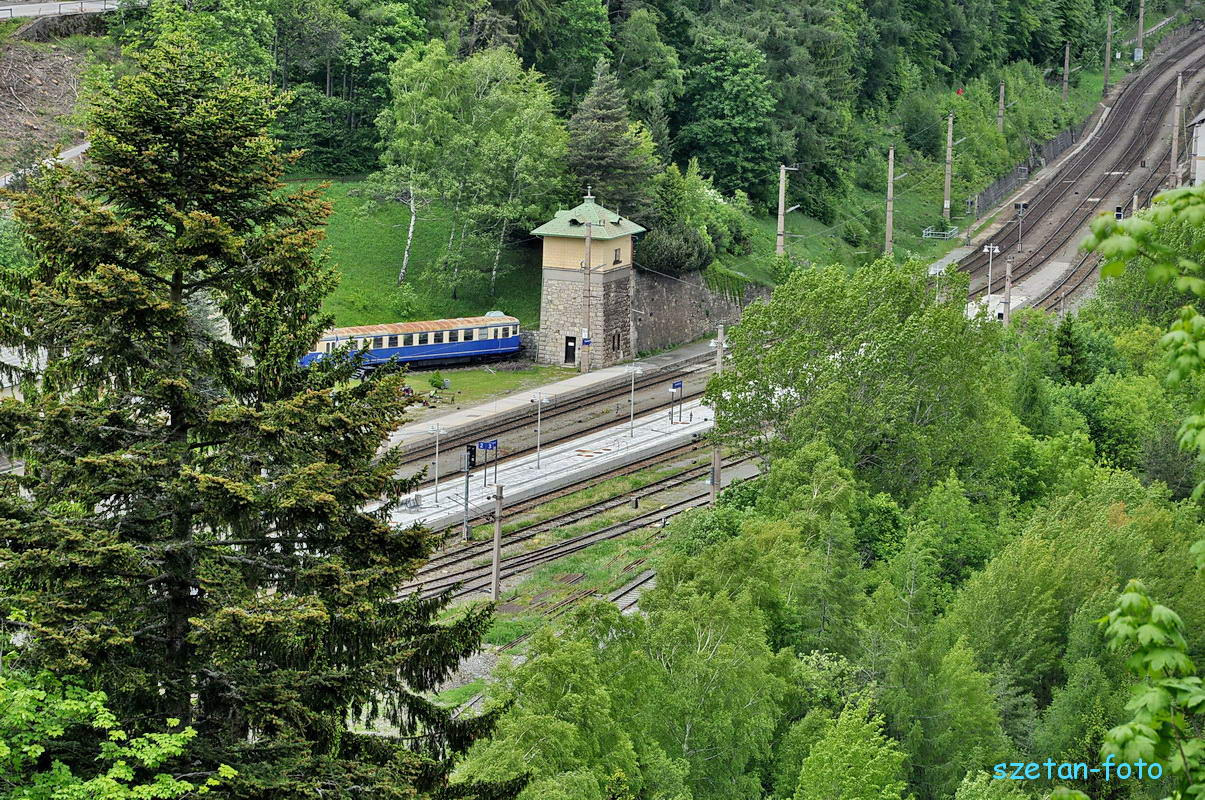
left=957, top=26, right=1205, bottom=299
left=1031, top=116, right=1187, bottom=310
left=396, top=355, right=713, bottom=469
left=409, top=454, right=750, bottom=592
left=407, top=455, right=754, bottom=600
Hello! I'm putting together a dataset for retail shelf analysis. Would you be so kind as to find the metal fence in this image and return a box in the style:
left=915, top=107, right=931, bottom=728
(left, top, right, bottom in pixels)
left=0, top=0, right=121, bottom=19
left=966, top=122, right=1086, bottom=217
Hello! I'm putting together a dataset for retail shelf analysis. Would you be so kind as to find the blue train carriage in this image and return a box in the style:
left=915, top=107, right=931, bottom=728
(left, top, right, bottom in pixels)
left=300, top=311, right=521, bottom=369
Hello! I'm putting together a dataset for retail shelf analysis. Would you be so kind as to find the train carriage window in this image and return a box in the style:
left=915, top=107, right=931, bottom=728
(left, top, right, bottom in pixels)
left=478, top=327, right=488, bottom=340
left=435, top=331, right=446, bottom=344
left=463, top=329, right=475, bottom=342
left=388, top=335, right=398, bottom=348
left=362, top=339, right=372, bottom=349
left=417, top=332, right=429, bottom=345
left=373, top=336, right=383, bottom=348
left=323, top=341, right=334, bottom=354
left=401, top=334, right=411, bottom=346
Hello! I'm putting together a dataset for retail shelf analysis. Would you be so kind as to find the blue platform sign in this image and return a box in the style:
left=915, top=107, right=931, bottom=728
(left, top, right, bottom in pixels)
left=478, top=439, right=498, bottom=450
left=582, top=338, right=592, bottom=346
left=672, top=380, right=684, bottom=390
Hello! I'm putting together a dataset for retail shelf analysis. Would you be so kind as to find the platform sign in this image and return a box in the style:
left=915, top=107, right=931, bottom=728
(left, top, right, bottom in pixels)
left=478, top=439, right=498, bottom=450
left=582, top=338, right=592, bottom=346
left=672, top=380, right=684, bottom=390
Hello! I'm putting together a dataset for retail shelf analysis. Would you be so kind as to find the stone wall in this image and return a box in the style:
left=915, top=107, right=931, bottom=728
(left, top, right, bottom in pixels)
left=631, top=268, right=768, bottom=354
left=535, top=266, right=632, bottom=367
left=526, top=268, right=769, bottom=360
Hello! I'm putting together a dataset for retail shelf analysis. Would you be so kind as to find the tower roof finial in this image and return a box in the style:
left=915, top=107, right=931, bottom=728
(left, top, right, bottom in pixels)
left=585, top=185, right=594, bottom=201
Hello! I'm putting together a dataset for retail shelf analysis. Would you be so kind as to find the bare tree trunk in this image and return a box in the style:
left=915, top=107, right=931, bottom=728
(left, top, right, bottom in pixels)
left=490, top=222, right=506, bottom=296
left=399, top=190, right=416, bottom=284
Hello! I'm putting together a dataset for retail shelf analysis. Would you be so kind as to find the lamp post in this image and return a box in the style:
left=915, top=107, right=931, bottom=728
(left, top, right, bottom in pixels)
left=427, top=424, right=447, bottom=502
left=627, top=364, right=645, bottom=437
left=531, top=392, right=552, bottom=469
left=982, top=243, right=1000, bottom=303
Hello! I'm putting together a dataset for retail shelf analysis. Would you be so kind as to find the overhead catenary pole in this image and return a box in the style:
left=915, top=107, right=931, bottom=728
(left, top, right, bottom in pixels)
left=1004, top=255, right=1014, bottom=326
left=775, top=164, right=799, bottom=256
left=943, top=112, right=954, bottom=221
left=1137, top=0, right=1145, bottom=62
left=581, top=214, right=593, bottom=374
left=776, top=164, right=787, bottom=255
left=997, top=81, right=1006, bottom=133
left=1062, top=42, right=1071, bottom=102
left=1171, top=72, right=1183, bottom=188
left=710, top=325, right=725, bottom=506
left=1104, top=13, right=1113, bottom=93
left=461, top=460, right=471, bottom=542
left=885, top=146, right=895, bottom=255
left=490, top=485, right=504, bottom=601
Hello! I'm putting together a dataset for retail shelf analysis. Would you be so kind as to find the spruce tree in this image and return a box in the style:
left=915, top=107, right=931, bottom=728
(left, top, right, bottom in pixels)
left=566, top=59, right=658, bottom=221
left=0, top=32, right=514, bottom=799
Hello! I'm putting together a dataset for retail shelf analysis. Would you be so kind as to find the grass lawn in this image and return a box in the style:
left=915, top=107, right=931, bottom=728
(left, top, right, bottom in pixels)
left=396, top=363, right=577, bottom=426
left=301, top=179, right=542, bottom=329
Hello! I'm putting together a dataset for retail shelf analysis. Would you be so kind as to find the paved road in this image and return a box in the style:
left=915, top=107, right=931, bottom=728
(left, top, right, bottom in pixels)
left=0, top=0, right=120, bottom=17
left=0, top=140, right=90, bottom=188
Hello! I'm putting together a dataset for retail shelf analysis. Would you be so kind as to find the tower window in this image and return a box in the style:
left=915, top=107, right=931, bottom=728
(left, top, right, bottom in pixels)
left=613, top=248, right=621, bottom=264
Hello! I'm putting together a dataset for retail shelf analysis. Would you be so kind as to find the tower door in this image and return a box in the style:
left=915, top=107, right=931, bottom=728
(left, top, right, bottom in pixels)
left=564, top=336, right=577, bottom=364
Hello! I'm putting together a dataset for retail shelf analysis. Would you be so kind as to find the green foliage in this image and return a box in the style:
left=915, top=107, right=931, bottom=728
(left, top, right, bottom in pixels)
left=567, top=60, right=659, bottom=221
left=0, top=32, right=506, bottom=798
left=676, top=33, right=777, bottom=199
left=1100, top=579, right=1205, bottom=800
left=1087, top=184, right=1205, bottom=499
left=793, top=702, right=907, bottom=800
left=636, top=221, right=714, bottom=274
left=0, top=671, right=232, bottom=799
left=376, top=41, right=567, bottom=293
left=709, top=258, right=1005, bottom=498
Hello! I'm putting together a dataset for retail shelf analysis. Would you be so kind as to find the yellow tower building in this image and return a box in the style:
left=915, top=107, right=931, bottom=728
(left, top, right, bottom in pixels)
left=530, top=190, right=646, bottom=367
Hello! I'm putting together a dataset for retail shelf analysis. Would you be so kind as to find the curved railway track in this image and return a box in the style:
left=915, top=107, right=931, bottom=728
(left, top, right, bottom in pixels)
left=1031, top=122, right=1186, bottom=310
left=957, top=27, right=1205, bottom=300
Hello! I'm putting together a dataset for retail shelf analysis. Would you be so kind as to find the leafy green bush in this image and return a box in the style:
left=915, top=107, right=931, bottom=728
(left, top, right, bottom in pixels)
left=637, top=221, right=714, bottom=273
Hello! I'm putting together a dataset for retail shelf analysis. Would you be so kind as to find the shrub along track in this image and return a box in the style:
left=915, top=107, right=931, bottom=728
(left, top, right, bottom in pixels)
left=955, top=25, right=1205, bottom=299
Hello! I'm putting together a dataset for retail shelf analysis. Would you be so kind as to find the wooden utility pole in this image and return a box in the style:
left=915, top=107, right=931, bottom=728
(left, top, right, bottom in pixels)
left=1104, top=13, right=1113, bottom=93
left=943, top=112, right=954, bottom=221
left=1137, top=0, right=1145, bottom=61
left=1062, top=42, right=1071, bottom=102
left=490, top=485, right=504, bottom=601
left=710, top=324, right=725, bottom=506
left=581, top=218, right=592, bottom=374
left=1004, top=255, right=1014, bottom=326
left=997, top=82, right=1005, bottom=133
left=885, top=146, right=895, bottom=255
left=1171, top=72, right=1183, bottom=188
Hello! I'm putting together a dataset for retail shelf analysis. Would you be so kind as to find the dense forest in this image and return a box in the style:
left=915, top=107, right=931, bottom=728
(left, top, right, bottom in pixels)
left=2, top=1, right=1205, bottom=799
left=92, top=0, right=1181, bottom=293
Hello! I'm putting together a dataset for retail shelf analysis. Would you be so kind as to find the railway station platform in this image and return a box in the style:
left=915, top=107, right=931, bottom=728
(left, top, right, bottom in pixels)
left=389, top=397, right=713, bottom=532
left=388, top=337, right=718, bottom=457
